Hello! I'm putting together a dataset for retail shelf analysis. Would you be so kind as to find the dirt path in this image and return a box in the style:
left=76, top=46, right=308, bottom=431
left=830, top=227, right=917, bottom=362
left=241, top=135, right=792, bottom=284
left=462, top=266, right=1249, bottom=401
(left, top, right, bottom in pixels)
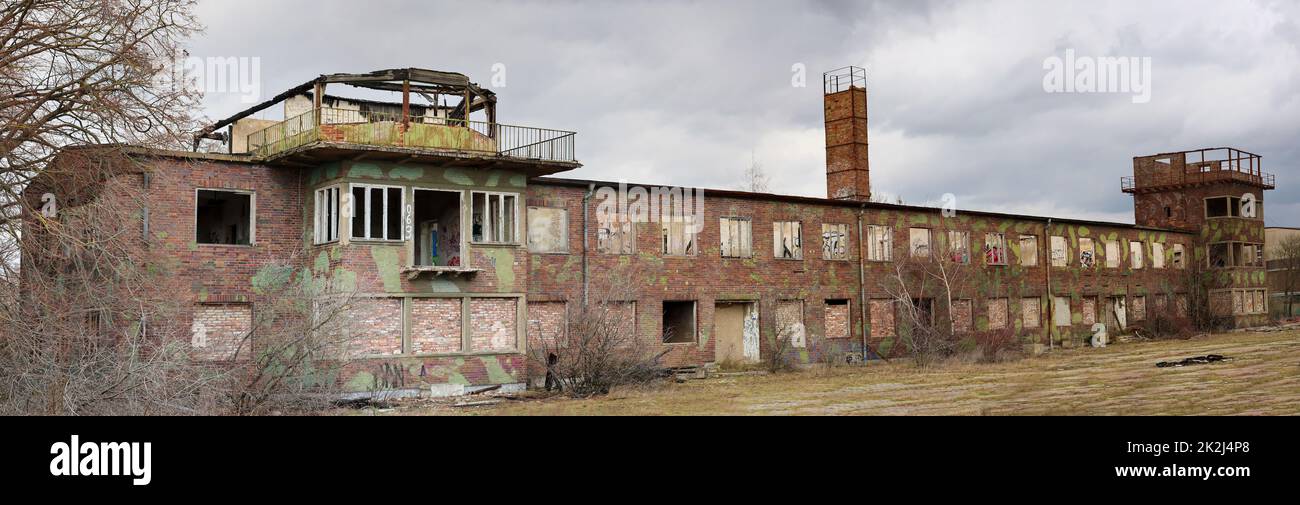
left=373, top=329, right=1300, bottom=416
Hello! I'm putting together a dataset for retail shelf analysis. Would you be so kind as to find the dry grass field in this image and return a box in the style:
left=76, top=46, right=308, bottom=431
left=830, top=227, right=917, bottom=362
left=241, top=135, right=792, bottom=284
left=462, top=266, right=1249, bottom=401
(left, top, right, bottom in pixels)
left=356, top=329, right=1300, bottom=416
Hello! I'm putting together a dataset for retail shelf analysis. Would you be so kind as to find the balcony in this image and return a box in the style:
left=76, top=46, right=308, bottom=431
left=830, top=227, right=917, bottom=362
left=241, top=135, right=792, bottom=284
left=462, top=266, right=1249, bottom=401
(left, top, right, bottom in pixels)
left=244, top=107, right=576, bottom=165
left=1122, top=147, right=1275, bottom=194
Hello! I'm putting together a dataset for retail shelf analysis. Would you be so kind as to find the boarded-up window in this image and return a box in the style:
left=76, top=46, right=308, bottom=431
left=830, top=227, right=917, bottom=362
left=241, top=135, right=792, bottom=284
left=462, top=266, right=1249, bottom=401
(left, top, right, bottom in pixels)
left=343, top=297, right=404, bottom=357
left=773, top=221, right=802, bottom=259
left=597, top=214, right=634, bottom=254
left=1021, top=297, right=1040, bottom=328
left=1172, top=243, right=1185, bottom=268
left=1151, top=242, right=1165, bottom=269
left=1106, top=240, right=1121, bottom=268
left=720, top=217, right=753, bottom=258
left=822, top=223, right=849, bottom=260
left=191, top=303, right=252, bottom=361
left=527, top=207, right=568, bottom=254
left=952, top=299, right=973, bottom=333
left=909, top=228, right=931, bottom=257
left=1254, top=290, right=1266, bottom=314
left=947, top=230, right=970, bottom=264
left=824, top=299, right=850, bottom=339
left=1211, top=291, right=1233, bottom=316
left=1131, top=295, right=1146, bottom=321
left=1079, top=237, right=1096, bottom=268
left=470, top=298, right=518, bottom=352
left=869, top=299, right=895, bottom=337
left=867, top=225, right=892, bottom=262
left=1130, top=241, right=1144, bottom=269
left=1050, top=235, right=1068, bottom=267
left=661, top=215, right=697, bottom=256
left=526, top=301, right=567, bottom=350
left=988, top=298, right=1009, bottom=329
left=411, top=298, right=463, bottom=354
left=775, top=300, right=806, bottom=348
left=1175, top=293, right=1188, bottom=317
left=1019, top=235, right=1038, bottom=266
left=1154, top=294, right=1168, bottom=311
left=1081, top=297, right=1097, bottom=325
left=1053, top=296, right=1071, bottom=327
left=985, top=233, right=1008, bottom=265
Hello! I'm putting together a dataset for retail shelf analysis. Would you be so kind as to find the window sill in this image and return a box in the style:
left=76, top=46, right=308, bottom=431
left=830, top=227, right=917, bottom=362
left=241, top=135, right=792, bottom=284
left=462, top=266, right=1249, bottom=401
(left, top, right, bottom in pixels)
left=471, top=242, right=522, bottom=248
left=196, top=243, right=254, bottom=248
left=528, top=250, right=570, bottom=255
left=350, top=238, right=404, bottom=244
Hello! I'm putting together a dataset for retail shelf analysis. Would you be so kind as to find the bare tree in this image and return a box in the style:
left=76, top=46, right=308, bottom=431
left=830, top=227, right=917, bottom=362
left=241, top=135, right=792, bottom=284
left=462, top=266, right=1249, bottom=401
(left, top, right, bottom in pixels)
left=527, top=270, right=668, bottom=397
left=1271, top=234, right=1300, bottom=318
left=1, top=0, right=202, bottom=225
left=741, top=152, right=770, bottom=193
left=877, top=246, right=974, bottom=366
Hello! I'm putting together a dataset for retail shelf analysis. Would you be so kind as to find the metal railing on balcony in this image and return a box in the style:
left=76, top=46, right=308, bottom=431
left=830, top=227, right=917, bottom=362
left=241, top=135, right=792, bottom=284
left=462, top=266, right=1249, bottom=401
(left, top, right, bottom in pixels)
left=245, top=107, right=576, bottom=163
left=1123, top=148, right=1275, bottom=193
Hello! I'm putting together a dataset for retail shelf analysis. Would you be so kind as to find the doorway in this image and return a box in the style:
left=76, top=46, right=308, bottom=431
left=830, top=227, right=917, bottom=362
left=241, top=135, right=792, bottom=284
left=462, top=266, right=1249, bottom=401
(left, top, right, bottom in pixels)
left=714, top=302, right=759, bottom=365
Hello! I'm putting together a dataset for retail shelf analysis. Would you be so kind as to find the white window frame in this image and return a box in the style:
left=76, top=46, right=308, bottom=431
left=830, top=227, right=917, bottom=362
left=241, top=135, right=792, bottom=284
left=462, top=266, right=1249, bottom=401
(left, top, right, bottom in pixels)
left=314, top=185, right=341, bottom=244
left=471, top=191, right=520, bottom=244
left=351, top=183, right=405, bottom=241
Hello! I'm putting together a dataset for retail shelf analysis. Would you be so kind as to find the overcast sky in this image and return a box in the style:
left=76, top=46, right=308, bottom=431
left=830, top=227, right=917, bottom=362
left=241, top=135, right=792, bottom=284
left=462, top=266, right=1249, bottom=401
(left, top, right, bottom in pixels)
left=189, top=0, right=1299, bottom=226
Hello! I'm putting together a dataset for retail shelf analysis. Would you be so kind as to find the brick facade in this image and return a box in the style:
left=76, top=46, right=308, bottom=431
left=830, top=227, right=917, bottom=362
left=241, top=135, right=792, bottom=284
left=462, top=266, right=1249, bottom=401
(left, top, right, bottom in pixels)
left=191, top=303, right=252, bottom=361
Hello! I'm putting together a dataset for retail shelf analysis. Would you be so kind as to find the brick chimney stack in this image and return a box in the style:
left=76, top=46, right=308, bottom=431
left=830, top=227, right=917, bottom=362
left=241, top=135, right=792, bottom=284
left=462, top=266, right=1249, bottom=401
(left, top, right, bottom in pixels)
left=823, top=66, right=869, bottom=201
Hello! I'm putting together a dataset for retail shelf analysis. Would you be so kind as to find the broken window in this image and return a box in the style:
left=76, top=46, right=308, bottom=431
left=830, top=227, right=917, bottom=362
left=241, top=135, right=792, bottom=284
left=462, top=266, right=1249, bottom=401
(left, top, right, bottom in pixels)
left=471, top=191, right=519, bottom=244
left=1050, top=235, right=1068, bottom=267
left=352, top=184, right=403, bottom=241
left=866, top=225, right=893, bottom=262
left=1106, top=240, right=1121, bottom=268
left=1205, top=196, right=1242, bottom=218
left=1151, top=242, right=1165, bottom=269
left=1130, top=241, right=1144, bottom=269
left=824, top=299, right=850, bottom=339
left=988, top=298, right=1009, bottom=329
left=1053, top=296, right=1071, bottom=327
left=720, top=217, right=753, bottom=258
left=951, top=299, right=973, bottom=332
left=527, top=206, right=568, bottom=254
left=1208, top=243, right=1231, bottom=268
left=196, top=189, right=253, bottom=245
left=662, top=301, right=696, bottom=343
left=1172, top=243, right=1185, bottom=268
left=597, top=213, right=634, bottom=255
left=772, top=221, right=802, bottom=259
left=662, top=215, right=697, bottom=256
left=314, top=186, right=340, bottom=244
left=869, top=299, right=895, bottom=337
left=909, top=228, right=931, bottom=257
left=985, top=233, right=1008, bottom=265
left=1079, top=237, right=1095, bottom=268
left=413, top=189, right=464, bottom=266
left=1021, top=297, right=1040, bottom=329
left=1236, top=243, right=1263, bottom=267
left=947, top=230, right=970, bottom=264
left=822, top=223, right=849, bottom=260
left=912, top=298, right=935, bottom=327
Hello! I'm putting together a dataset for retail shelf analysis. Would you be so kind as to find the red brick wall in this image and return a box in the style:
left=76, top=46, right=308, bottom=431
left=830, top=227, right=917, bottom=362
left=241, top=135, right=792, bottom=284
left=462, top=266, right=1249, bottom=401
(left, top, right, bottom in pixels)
left=191, top=303, right=252, bottom=361
left=345, top=297, right=403, bottom=356
left=825, top=302, right=850, bottom=339
left=410, top=298, right=461, bottom=354
left=470, top=297, right=517, bottom=352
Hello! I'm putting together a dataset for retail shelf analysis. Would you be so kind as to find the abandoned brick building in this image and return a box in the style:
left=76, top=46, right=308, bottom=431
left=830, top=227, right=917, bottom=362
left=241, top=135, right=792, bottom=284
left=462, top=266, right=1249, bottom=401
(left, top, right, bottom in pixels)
left=30, top=67, right=1276, bottom=392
